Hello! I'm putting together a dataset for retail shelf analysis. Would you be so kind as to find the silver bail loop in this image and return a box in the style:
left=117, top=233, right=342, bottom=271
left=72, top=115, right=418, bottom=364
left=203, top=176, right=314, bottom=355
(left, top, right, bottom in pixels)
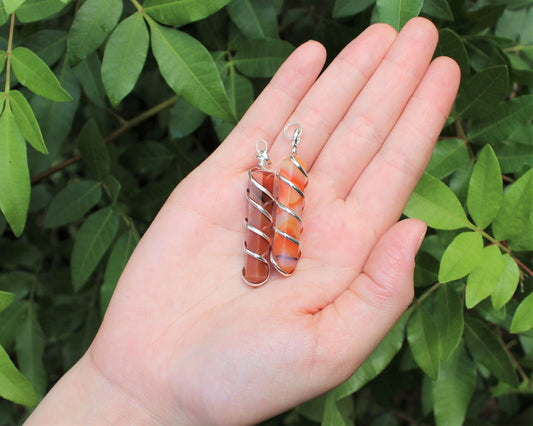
left=256, top=139, right=270, bottom=168
left=283, top=122, right=302, bottom=155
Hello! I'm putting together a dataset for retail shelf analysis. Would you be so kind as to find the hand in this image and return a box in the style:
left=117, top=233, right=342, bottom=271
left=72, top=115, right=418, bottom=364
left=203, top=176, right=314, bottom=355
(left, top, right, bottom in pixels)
left=27, top=17, right=460, bottom=425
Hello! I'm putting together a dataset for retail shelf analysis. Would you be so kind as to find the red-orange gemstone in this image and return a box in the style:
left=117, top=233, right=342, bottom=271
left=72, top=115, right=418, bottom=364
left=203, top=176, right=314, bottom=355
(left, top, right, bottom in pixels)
left=272, top=156, right=308, bottom=275
left=243, top=169, right=275, bottom=285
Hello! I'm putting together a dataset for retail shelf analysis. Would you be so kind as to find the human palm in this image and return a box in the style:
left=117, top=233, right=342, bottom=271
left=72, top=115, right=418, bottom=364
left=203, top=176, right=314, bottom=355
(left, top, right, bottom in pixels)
left=28, top=18, right=460, bottom=426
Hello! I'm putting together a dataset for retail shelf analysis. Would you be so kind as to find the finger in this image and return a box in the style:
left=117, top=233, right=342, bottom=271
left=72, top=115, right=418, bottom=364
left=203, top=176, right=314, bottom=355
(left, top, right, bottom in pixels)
left=267, top=23, right=397, bottom=169
left=309, top=219, right=425, bottom=385
left=349, top=56, right=460, bottom=230
left=206, top=41, right=327, bottom=173
left=309, top=17, right=439, bottom=200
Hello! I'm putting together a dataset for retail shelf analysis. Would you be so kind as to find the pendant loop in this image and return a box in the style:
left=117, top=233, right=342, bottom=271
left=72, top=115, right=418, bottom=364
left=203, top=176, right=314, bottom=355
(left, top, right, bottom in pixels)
left=283, top=122, right=302, bottom=154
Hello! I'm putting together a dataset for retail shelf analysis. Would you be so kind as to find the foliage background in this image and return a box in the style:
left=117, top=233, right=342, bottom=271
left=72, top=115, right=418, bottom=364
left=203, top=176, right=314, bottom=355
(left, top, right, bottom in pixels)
left=0, top=0, right=532, bottom=424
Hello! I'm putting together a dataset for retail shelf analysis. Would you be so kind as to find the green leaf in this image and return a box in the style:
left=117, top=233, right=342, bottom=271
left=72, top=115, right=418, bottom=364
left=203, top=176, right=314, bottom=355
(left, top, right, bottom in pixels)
left=433, top=285, right=463, bottom=361
left=322, top=394, right=352, bottom=426
left=143, top=0, right=232, bottom=26
left=468, top=95, right=533, bottom=144
left=491, top=254, right=520, bottom=311
left=100, top=229, right=139, bottom=316
left=67, top=0, right=123, bottom=66
left=0, top=344, right=38, bottom=406
left=168, top=97, right=205, bottom=139
left=467, top=145, right=503, bottom=229
left=426, top=138, right=469, bottom=179
left=73, top=53, right=105, bottom=108
left=414, top=251, right=439, bottom=287
left=16, top=0, right=70, bottom=23
left=439, top=232, right=484, bottom=283
left=101, top=12, right=149, bottom=107
left=332, top=0, right=374, bottom=18
left=15, top=303, right=46, bottom=397
left=464, top=317, right=518, bottom=387
left=121, top=141, right=174, bottom=177
left=0, top=50, right=6, bottom=74
left=404, top=173, right=471, bottom=230
left=510, top=292, right=533, bottom=334
left=77, top=119, right=110, bottom=181
left=496, top=125, right=533, bottom=173
left=323, top=312, right=408, bottom=422
left=20, top=30, right=67, bottom=68
left=0, top=300, right=26, bottom=349
left=0, top=291, right=14, bottom=312
left=10, top=47, right=72, bottom=102
left=376, top=0, right=423, bottom=31
left=455, top=66, right=509, bottom=119
left=0, top=3, right=7, bottom=26
left=331, top=311, right=408, bottom=400
left=435, top=29, right=469, bottom=79
left=71, top=207, right=119, bottom=291
left=4, top=0, right=25, bottom=13
left=432, top=344, right=476, bottom=426
left=148, top=19, right=235, bottom=122
left=466, top=245, right=505, bottom=308
left=0, top=107, right=30, bottom=237
left=29, top=59, right=80, bottom=172
left=421, top=0, right=453, bottom=21
left=102, top=175, right=121, bottom=205
left=9, top=90, right=47, bottom=154
left=495, top=7, right=533, bottom=44
left=407, top=303, right=440, bottom=379
left=227, top=0, right=278, bottom=39
left=233, top=38, right=294, bottom=78
left=43, top=180, right=102, bottom=228
left=224, top=70, right=253, bottom=119
left=492, top=168, right=533, bottom=250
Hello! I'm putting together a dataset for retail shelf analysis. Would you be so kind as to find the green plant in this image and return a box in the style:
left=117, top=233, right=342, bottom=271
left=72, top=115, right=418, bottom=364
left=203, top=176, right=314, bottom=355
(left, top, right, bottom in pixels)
left=0, top=0, right=532, bottom=424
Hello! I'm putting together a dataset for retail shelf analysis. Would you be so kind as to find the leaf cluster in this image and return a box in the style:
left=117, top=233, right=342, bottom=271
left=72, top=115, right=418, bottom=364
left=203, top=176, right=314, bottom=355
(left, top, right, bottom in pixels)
left=0, top=0, right=532, bottom=425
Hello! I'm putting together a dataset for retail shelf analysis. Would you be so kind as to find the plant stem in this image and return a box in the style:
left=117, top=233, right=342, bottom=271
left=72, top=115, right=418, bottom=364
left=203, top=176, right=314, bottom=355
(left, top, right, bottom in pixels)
left=466, top=224, right=533, bottom=277
left=452, top=105, right=475, bottom=160
left=30, top=95, right=178, bottom=184
left=417, top=282, right=441, bottom=304
left=503, top=44, right=531, bottom=53
left=74, top=0, right=82, bottom=15
left=130, top=0, right=144, bottom=12
left=496, top=328, right=532, bottom=389
left=3, top=13, right=15, bottom=95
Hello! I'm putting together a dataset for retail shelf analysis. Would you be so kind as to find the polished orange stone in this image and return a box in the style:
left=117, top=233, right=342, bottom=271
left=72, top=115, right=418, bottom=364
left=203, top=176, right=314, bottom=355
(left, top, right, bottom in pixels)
left=272, top=156, right=308, bottom=275
left=243, top=169, right=275, bottom=285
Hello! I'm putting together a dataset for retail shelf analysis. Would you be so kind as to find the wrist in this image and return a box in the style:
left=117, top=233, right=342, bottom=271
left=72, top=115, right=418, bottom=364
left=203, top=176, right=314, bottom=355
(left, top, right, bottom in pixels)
left=25, top=352, right=175, bottom=425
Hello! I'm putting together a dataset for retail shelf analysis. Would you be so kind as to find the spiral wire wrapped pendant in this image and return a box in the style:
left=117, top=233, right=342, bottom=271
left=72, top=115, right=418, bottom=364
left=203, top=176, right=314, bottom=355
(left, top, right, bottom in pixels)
left=271, top=124, right=308, bottom=276
left=242, top=140, right=275, bottom=287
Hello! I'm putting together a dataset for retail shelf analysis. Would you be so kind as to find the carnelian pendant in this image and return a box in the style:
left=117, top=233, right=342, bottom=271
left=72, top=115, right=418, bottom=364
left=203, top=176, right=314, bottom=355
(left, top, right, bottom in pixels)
left=242, top=142, right=275, bottom=287
left=271, top=155, right=308, bottom=276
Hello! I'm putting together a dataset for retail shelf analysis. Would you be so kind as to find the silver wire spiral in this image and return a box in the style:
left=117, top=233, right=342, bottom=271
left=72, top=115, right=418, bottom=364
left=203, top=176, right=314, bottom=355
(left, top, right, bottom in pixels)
left=242, top=141, right=275, bottom=287
left=270, top=124, right=308, bottom=276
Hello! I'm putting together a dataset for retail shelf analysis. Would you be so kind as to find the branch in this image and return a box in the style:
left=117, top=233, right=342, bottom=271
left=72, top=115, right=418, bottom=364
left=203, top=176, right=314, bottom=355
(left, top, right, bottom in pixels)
left=496, top=328, right=532, bottom=389
left=30, top=95, right=178, bottom=185
left=3, top=13, right=15, bottom=94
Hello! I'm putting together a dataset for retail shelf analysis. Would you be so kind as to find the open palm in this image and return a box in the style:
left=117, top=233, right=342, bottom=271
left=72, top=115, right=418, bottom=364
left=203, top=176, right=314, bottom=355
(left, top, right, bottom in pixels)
left=28, top=18, right=460, bottom=426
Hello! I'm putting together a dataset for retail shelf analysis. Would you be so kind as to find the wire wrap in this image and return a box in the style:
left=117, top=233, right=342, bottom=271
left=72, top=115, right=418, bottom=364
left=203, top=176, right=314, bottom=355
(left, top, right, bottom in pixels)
left=271, top=155, right=308, bottom=276
left=242, top=166, right=275, bottom=286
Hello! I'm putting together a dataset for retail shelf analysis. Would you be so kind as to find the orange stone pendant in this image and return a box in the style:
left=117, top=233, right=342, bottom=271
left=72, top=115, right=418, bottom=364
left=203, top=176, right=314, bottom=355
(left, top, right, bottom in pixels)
left=271, top=124, right=308, bottom=276
left=242, top=141, right=275, bottom=287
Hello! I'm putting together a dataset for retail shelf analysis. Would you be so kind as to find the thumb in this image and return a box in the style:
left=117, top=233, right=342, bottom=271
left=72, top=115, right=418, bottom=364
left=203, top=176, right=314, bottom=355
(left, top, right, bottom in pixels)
left=358, top=218, right=426, bottom=313
left=316, top=219, right=426, bottom=382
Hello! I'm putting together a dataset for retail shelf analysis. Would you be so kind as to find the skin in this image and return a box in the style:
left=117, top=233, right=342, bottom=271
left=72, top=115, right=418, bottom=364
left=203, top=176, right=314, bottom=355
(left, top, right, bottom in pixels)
left=26, top=18, right=460, bottom=426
